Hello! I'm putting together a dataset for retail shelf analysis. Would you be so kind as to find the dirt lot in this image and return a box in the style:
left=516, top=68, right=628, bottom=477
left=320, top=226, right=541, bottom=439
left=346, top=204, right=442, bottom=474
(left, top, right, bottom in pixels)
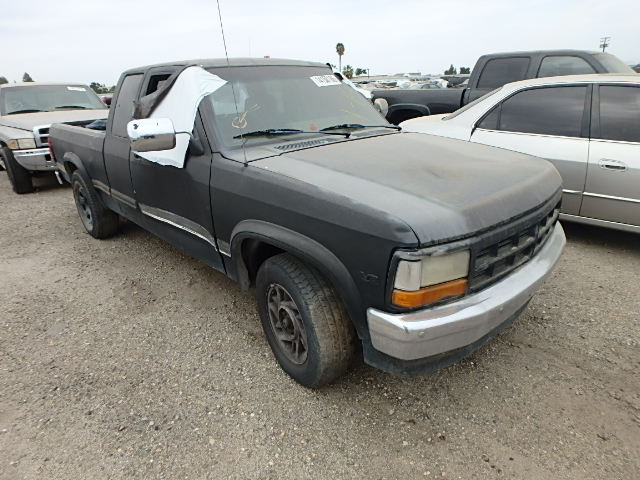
left=1, top=174, right=638, bottom=480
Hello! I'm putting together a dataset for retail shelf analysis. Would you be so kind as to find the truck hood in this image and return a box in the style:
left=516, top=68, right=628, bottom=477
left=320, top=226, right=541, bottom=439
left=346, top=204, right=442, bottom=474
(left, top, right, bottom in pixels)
left=253, top=132, right=561, bottom=245
left=0, top=109, right=108, bottom=131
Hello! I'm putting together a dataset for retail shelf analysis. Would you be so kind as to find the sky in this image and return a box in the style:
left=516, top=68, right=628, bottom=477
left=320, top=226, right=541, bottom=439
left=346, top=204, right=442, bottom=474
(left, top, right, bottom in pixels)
left=1, top=0, right=638, bottom=86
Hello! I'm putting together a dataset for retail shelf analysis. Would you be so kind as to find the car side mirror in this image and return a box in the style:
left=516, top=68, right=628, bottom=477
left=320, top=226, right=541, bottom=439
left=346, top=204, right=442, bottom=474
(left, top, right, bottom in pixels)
left=373, top=98, right=389, bottom=118
left=127, top=118, right=176, bottom=152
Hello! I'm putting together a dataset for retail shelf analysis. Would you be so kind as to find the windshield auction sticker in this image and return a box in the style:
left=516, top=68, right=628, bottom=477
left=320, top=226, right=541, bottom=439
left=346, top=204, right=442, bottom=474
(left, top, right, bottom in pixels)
left=310, top=75, right=341, bottom=87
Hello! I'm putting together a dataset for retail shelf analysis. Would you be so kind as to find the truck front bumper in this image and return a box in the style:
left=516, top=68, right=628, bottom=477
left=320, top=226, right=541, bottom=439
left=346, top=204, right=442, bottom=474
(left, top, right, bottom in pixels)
left=367, top=222, right=565, bottom=362
left=13, top=148, right=55, bottom=171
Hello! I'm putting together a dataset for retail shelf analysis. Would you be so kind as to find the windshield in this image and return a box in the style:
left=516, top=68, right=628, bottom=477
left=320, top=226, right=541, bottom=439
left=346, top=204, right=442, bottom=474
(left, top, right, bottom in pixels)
left=593, top=53, right=635, bottom=74
left=204, top=65, right=390, bottom=148
left=1, top=85, right=107, bottom=115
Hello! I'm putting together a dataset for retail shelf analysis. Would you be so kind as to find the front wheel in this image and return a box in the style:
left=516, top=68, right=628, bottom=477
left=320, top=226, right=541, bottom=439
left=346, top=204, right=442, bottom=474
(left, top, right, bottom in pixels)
left=1, top=146, right=33, bottom=194
left=256, top=253, right=356, bottom=388
left=71, top=171, right=119, bottom=238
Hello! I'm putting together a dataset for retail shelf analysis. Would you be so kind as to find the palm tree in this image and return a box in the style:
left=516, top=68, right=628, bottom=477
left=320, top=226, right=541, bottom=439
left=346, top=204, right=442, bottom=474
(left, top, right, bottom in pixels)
left=336, top=43, right=345, bottom=73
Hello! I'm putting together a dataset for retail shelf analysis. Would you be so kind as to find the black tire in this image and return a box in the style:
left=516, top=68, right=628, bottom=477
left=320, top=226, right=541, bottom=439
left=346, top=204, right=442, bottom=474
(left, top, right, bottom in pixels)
left=71, top=171, right=119, bottom=239
left=1, top=146, right=33, bottom=194
left=256, top=253, right=356, bottom=388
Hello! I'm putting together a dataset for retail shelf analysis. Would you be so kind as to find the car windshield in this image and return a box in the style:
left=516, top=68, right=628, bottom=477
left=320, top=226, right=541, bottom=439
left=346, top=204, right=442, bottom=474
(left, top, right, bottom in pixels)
left=1, top=85, right=107, bottom=115
left=593, top=53, right=635, bottom=74
left=204, top=65, right=390, bottom=148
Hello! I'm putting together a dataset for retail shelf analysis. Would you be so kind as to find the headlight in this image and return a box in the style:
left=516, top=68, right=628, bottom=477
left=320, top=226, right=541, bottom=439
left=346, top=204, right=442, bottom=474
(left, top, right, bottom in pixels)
left=7, top=138, right=37, bottom=150
left=392, top=249, right=470, bottom=308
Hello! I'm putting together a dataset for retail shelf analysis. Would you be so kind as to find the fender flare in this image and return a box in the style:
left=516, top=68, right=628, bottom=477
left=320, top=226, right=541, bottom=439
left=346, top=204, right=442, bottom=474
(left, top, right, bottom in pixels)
left=61, top=151, right=89, bottom=181
left=230, top=220, right=367, bottom=336
left=387, top=103, right=431, bottom=119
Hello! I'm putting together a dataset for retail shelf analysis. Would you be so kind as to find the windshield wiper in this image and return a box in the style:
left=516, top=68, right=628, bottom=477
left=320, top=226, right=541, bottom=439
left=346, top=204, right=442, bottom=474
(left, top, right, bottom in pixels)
left=233, top=128, right=350, bottom=139
left=7, top=109, right=44, bottom=114
left=54, top=105, right=88, bottom=110
left=320, top=123, right=401, bottom=132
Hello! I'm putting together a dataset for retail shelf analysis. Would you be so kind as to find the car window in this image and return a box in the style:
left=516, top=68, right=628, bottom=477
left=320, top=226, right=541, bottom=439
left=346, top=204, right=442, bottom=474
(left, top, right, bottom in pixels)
left=111, top=74, right=143, bottom=138
left=477, top=105, right=500, bottom=130
left=497, top=86, right=587, bottom=137
left=538, top=56, right=596, bottom=77
left=592, top=53, right=636, bottom=74
left=445, top=88, right=501, bottom=120
left=599, top=85, right=640, bottom=143
left=476, top=57, right=530, bottom=89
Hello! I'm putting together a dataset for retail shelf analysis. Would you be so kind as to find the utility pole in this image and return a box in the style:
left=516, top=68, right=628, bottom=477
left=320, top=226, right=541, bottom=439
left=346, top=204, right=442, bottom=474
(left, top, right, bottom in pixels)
left=599, top=36, right=611, bottom=52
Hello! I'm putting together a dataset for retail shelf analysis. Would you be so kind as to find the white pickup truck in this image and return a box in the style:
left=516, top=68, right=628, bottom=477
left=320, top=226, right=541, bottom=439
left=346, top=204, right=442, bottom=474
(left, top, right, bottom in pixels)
left=0, top=82, right=108, bottom=193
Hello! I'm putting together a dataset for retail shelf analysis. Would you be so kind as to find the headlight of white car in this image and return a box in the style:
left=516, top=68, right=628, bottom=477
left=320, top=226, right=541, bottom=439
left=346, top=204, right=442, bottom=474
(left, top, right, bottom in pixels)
left=7, top=138, right=37, bottom=149
left=392, top=249, right=470, bottom=308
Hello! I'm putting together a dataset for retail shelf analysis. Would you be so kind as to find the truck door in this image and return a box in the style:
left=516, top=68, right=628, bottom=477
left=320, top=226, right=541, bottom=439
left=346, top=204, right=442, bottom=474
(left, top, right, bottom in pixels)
left=104, top=73, right=143, bottom=208
left=580, top=84, right=640, bottom=227
left=129, top=71, right=224, bottom=271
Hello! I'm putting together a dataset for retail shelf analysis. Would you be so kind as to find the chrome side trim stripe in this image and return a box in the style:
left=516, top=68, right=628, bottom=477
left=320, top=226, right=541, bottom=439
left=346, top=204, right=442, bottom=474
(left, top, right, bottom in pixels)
left=92, top=179, right=110, bottom=195
left=559, top=213, right=640, bottom=233
left=110, top=188, right=137, bottom=209
left=139, top=204, right=219, bottom=250
left=217, top=240, right=231, bottom=257
left=562, top=189, right=582, bottom=195
left=583, top=192, right=640, bottom=204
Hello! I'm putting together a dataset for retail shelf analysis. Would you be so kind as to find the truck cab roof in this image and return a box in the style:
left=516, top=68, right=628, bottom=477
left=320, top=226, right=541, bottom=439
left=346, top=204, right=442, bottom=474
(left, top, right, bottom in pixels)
left=122, top=58, right=328, bottom=76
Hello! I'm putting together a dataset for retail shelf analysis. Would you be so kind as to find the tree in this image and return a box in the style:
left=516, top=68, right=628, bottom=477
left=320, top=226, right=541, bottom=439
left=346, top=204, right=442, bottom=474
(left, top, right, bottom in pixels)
left=0, top=76, right=8, bottom=85
left=89, top=82, right=110, bottom=94
left=22, top=72, right=34, bottom=82
left=336, top=43, right=345, bottom=73
left=444, top=65, right=457, bottom=75
left=342, top=65, right=354, bottom=79
left=355, top=67, right=368, bottom=76
left=459, top=67, right=471, bottom=74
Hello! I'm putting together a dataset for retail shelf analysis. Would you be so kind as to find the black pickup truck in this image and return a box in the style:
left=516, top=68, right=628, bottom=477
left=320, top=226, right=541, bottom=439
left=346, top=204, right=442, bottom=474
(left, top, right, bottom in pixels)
left=49, top=58, right=565, bottom=387
left=374, top=50, right=635, bottom=124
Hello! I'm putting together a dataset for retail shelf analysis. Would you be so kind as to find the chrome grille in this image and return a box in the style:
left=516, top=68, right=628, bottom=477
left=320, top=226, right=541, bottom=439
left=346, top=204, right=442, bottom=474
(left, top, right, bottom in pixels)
left=469, top=204, right=560, bottom=292
left=32, top=125, right=51, bottom=147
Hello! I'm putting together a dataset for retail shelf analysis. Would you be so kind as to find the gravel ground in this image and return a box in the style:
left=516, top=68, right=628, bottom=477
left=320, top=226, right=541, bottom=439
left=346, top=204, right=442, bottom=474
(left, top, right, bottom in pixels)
left=1, top=174, right=638, bottom=480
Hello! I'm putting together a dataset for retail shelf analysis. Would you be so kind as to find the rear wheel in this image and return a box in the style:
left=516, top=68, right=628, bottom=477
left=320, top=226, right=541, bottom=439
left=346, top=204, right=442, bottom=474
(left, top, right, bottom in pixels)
left=1, top=146, right=33, bottom=194
left=256, top=253, right=356, bottom=388
left=71, top=171, right=119, bottom=238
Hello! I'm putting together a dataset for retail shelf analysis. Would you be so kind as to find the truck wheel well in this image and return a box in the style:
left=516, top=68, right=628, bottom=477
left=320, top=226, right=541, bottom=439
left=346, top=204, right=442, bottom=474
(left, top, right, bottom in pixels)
left=389, top=109, right=426, bottom=125
left=64, top=161, right=78, bottom=175
left=241, top=239, right=285, bottom=287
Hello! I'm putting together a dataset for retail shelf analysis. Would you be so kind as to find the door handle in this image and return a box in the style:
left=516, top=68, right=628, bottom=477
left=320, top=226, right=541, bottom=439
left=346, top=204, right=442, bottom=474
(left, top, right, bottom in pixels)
left=599, top=159, right=627, bottom=171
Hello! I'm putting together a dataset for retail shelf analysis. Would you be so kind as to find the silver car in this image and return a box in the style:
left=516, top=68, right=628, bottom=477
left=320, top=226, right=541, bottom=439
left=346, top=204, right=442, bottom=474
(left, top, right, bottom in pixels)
left=401, top=74, right=640, bottom=233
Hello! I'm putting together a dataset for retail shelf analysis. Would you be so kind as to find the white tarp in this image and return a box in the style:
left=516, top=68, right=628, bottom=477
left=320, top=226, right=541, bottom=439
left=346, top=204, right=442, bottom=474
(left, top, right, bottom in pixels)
left=137, top=66, right=227, bottom=168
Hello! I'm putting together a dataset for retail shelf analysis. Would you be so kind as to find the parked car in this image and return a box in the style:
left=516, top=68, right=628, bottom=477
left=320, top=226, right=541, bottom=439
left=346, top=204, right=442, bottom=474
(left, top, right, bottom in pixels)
left=0, top=82, right=108, bottom=193
left=401, top=74, right=640, bottom=233
left=49, top=58, right=565, bottom=387
left=373, top=50, right=636, bottom=124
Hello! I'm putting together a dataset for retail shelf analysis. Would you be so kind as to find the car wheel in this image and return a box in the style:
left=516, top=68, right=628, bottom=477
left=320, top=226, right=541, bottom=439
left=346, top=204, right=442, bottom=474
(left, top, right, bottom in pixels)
left=256, top=253, right=356, bottom=388
left=1, top=146, right=34, bottom=194
left=71, top=171, right=119, bottom=239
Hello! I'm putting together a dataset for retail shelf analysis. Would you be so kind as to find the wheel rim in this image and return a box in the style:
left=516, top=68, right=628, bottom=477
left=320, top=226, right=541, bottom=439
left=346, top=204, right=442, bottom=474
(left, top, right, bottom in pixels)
left=0, top=155, right=6, bottom=171
left=75, top=184, right=93, bottom=230
left=266, top=283, right=308, bottom=365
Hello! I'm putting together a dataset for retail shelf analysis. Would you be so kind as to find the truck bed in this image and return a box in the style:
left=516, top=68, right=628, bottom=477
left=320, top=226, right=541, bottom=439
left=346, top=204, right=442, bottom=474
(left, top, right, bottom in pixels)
left=49, top=122, right=107, bottom=184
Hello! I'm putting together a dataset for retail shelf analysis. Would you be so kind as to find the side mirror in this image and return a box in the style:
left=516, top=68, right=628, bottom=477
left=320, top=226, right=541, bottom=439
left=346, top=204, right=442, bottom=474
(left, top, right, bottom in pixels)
left=373, top=98, right=389, bottom=118
left=127, top=118, right=176, bottom=152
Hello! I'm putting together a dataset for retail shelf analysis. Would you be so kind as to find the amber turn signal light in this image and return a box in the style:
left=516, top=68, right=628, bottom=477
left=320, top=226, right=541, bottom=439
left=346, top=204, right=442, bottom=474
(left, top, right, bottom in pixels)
left=392, top=278, right=468, bottom=308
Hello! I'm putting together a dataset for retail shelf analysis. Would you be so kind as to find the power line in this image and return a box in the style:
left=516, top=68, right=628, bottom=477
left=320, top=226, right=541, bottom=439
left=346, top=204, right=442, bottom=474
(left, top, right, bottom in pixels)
left=599, top=36, right=611, bottom=52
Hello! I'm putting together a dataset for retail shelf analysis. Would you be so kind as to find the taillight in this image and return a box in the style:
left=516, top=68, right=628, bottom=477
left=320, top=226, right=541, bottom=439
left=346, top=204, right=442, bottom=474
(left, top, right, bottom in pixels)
left=48, top=137, right=56, bottom=162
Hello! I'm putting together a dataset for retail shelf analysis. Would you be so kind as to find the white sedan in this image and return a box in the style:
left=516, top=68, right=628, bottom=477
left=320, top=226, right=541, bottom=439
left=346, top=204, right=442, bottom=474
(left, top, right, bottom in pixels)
left=401, top=74, right=640, bottom=233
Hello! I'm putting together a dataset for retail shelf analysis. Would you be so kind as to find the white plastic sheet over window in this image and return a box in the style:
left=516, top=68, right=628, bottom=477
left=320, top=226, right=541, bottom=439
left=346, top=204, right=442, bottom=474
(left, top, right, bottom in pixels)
left=137, top=66, right=227, bottom=168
